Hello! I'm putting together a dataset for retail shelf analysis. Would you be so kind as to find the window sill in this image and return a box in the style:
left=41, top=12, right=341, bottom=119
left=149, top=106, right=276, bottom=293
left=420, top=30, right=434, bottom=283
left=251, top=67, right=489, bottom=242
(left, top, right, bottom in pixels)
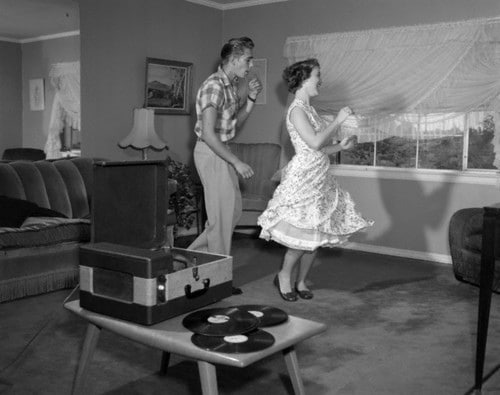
left=330, top=165, right=500, bottom=186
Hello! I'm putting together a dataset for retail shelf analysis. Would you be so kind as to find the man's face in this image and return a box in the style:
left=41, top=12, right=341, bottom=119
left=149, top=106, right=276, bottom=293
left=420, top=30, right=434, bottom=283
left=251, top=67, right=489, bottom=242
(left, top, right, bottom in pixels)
left=232, top=48, right=254, bottom=79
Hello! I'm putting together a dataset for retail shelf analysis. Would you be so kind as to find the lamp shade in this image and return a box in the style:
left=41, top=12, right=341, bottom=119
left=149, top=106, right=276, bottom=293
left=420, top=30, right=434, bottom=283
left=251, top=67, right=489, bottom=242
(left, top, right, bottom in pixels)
left=118, top=108, right=168, bottom=151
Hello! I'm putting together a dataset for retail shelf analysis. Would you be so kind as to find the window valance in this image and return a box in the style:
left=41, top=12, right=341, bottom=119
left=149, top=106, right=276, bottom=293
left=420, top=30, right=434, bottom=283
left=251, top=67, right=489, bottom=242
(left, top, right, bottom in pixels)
left=283, top=17, right=500, bottom=145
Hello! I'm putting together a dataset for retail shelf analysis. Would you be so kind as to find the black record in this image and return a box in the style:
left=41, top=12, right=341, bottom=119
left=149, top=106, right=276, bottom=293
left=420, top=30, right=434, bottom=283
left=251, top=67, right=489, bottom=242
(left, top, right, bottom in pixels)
left=236, top=305, right=288, bottom=327
left=191, top=329, right=275, bottom=353
left=182, top=307, right=259, bottom=336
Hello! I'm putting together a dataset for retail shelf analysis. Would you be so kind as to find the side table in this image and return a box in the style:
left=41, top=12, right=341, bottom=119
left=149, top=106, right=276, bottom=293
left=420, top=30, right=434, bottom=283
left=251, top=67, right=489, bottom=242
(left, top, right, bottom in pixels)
left=65, top=299, right=326, bottom=395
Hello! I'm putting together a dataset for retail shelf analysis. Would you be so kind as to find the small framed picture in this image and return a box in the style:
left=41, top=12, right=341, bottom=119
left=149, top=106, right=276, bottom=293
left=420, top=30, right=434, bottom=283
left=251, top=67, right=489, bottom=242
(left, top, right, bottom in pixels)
left=145, top=58, right=193, bottom=115
left=29, top=78, right=45, bottom=111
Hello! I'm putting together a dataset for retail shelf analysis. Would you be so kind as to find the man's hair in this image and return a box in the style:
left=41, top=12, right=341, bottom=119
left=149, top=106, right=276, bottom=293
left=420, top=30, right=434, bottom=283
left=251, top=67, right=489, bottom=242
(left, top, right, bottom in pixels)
left=220, top=37, right=254, bottom=64
left=282, top=58, right=320, bottom=94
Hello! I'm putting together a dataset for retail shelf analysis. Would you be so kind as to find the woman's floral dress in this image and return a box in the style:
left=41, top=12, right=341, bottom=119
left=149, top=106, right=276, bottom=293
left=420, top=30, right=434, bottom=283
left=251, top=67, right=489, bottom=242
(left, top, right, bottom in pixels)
left=257, top=99, right=373, bottom=251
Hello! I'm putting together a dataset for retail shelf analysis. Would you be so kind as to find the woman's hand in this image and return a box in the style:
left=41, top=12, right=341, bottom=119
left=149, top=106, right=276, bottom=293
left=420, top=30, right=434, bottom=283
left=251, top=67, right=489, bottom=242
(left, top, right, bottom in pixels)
left=336, top=106, right=353, bottom=125
left=339, top=136, right=355, bottom=150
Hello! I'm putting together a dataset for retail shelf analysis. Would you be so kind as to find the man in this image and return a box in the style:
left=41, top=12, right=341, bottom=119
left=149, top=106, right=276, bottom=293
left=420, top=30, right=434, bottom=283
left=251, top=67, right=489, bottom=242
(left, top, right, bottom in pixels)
left=188, top=37, right=262, bottom=294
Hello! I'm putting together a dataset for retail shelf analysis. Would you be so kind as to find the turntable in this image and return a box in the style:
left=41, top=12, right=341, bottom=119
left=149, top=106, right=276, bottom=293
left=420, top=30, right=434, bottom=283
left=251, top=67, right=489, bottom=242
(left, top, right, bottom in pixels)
left=79, top=160, right=233, bottom=325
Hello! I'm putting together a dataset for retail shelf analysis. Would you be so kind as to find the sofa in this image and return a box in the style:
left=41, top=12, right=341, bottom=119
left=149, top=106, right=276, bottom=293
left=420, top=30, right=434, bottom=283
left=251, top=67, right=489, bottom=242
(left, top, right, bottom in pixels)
left=0, top=157, right=179, bottom=303
left=228, top=142, right=282, bottom=228
left=0, top=157, right=94, bottom=302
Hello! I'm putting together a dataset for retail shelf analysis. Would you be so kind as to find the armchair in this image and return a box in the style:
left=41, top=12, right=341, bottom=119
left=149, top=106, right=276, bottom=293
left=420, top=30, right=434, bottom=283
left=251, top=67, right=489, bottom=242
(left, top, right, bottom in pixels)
left=228, top=142, right=282, bottom=228
left=449, top=206, right=500, bottom=393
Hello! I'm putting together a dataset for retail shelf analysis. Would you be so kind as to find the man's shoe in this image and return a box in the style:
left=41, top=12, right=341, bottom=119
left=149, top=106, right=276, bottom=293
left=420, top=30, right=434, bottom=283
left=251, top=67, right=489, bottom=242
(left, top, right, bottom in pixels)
left=232, top=286, right=243, bottom=295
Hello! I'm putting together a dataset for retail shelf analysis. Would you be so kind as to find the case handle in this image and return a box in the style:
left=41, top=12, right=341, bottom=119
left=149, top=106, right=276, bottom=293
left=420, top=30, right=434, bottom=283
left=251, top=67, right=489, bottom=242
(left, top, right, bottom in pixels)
left=184, top=279, right=210, bottom=299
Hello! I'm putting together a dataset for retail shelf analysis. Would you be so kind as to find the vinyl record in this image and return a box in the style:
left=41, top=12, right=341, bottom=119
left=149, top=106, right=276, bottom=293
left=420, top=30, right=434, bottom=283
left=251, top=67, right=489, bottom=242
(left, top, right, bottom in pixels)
left=236, top=305, right=289, bottom=327
left=191, top=329, right=275, bottom=353
left=182, top=307, right=259, bottom=336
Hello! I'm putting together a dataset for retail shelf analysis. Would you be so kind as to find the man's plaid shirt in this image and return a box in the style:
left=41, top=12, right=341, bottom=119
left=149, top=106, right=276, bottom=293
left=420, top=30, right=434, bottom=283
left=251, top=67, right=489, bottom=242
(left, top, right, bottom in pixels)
left=194, top=66, right=240, bottom=142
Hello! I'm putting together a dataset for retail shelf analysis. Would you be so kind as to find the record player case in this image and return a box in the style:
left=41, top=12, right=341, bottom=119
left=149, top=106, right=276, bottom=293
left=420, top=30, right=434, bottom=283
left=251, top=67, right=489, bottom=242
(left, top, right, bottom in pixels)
left=79, top=160, right=232, bottom=325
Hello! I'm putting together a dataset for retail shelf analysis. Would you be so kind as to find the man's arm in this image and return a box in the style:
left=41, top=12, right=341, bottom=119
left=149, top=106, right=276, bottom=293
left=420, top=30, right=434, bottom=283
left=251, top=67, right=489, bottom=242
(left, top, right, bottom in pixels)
left=200, top=107, right=254, bottom=179
left=235, top=78, right=262, bottom=129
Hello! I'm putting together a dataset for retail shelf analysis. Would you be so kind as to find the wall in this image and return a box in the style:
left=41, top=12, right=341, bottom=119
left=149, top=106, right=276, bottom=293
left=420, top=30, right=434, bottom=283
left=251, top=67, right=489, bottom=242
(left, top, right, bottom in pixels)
left=22, top=35, right=80, bottom=150
left=0, top=41, right=22, bottom=154
left=221, top=0, right=500, bottom=261
left=79, top=0, right=222, bottom=165
left=78, top=0, right=500, bottom=261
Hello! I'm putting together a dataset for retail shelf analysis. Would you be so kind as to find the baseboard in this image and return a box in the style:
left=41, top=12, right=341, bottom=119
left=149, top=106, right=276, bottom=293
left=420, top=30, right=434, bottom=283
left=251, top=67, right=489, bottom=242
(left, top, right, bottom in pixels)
left=214, top=227, right=452, bottom=265
left=341, top=241, right=452, bottom=265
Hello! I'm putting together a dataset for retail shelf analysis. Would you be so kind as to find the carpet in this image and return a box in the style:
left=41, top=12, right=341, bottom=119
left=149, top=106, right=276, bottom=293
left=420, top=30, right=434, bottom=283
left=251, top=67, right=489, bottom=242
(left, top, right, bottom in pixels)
left=1, top=236, right=500, bottom=394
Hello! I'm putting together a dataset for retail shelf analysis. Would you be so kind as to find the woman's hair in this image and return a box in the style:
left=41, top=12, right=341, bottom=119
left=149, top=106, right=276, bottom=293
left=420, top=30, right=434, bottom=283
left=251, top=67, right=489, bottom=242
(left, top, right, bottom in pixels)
left=282, top=58, right=320, bottom=94
left=220, top=37, right=254, bottom=64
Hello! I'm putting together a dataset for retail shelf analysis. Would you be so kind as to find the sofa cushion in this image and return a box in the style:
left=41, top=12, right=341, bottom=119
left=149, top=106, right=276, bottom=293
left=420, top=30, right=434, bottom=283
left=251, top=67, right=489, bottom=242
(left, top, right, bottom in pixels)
left=0, top=218, right=90, bottom=249
left=0, top=195, right=67, bottom=227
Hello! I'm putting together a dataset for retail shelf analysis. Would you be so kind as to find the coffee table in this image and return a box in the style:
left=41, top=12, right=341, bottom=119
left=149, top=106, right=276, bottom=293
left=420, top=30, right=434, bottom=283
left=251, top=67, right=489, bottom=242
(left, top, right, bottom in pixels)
left=65, top=299, right=326, bottom=395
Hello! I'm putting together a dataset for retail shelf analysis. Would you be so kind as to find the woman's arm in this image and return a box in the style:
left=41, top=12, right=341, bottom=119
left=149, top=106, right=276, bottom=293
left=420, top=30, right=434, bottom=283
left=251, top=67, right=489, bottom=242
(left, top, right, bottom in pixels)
left=322, top=137, right=356, bottom=155
left=291, top=106, right=352, bottom=150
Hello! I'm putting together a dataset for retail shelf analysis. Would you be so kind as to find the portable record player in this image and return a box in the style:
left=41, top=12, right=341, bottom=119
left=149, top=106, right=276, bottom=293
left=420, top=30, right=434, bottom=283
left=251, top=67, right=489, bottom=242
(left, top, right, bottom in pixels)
left=79, top=160, right=233, bottom=325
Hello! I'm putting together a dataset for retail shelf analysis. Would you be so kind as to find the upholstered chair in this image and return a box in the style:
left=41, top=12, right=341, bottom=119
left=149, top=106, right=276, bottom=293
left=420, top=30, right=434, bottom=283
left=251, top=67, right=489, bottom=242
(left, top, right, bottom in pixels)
left=449, top=206, right=500, bottom=392
left=227, top=142, right=282, bottom=228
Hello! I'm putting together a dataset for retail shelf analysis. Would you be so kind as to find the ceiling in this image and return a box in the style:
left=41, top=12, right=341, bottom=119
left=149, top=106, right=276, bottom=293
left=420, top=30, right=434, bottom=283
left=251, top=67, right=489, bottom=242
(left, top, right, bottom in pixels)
left=0, top=0, right=287, bottom=42
left=0, top=0, right=79, bottom=42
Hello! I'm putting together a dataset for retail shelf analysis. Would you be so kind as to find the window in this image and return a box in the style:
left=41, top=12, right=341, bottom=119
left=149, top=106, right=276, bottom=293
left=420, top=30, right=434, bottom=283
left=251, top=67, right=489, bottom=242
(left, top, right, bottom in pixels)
left=283, top=18, right=500, bottom=177
left=338, top=112, right=497, bottom=171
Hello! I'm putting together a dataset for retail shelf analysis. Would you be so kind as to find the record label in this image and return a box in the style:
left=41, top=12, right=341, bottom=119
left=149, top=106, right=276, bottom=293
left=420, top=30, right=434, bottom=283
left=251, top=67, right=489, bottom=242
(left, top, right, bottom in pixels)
left=223, top=335, right=248, bottom=343
left=248, top=310, right=264, bottom=318
left=236, top=305, right=289, bottom=327
left=192, top=329, right=275, bottom=353
left=183, top=307, right=259, bottom=336
left=207, top=315, right=230, bottom=324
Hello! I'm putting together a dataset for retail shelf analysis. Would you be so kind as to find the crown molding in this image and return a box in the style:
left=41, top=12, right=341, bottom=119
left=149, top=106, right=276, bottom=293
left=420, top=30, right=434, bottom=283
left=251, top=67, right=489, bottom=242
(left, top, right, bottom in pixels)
left=0, top=36, right=18, bottom=43
left=19, top=30, right=80, bottom=44
left=185, top=0, right=288, bottom=10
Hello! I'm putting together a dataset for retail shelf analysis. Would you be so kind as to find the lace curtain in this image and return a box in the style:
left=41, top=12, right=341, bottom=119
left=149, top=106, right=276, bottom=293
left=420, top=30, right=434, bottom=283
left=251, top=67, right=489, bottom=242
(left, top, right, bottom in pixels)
left=44, top=61, right=81, bottom=159
left=282, top=17, right=500, bottom=164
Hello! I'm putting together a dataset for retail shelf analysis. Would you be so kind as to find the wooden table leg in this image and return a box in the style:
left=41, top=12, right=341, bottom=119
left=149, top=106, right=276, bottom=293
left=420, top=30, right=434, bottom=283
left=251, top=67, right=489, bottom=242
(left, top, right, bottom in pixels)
left=72, top=323, right=101, bottom=395
left=160, top=351, right=171, bottom=375
left=283, top=346, right=305, bottom=395
left=197, top=360, right=218, bottom=395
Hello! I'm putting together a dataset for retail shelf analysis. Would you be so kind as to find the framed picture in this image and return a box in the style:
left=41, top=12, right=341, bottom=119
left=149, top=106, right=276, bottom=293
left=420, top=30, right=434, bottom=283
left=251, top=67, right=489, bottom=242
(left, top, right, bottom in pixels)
left=29, top=78, right=45, bottom=111
left=145, top=58, right=193, bottom=115
left=248, top=58, right=267, bottom=105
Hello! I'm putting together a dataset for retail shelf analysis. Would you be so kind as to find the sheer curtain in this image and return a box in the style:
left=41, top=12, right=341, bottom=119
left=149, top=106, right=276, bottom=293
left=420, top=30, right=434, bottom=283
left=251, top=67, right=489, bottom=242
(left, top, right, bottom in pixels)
left=44, top=62, right=80, bottom=159
left=282, top=17, right=500, bottom=164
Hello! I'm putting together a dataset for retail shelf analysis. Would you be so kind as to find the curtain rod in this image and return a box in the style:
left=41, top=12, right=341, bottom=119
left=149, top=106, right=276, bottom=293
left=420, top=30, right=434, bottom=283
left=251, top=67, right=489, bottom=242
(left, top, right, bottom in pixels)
left=285, top=15, right=500, bottom=44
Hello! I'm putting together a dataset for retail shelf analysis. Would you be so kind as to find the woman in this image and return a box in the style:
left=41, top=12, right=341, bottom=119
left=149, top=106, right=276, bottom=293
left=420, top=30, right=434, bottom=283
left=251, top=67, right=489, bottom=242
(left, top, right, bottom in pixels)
left=258, top=58, right=373, bottom=302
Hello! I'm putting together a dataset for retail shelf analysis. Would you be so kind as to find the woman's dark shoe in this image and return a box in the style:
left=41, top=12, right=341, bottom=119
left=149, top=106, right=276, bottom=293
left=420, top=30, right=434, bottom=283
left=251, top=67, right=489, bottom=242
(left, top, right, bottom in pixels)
left=273, top=275, right=297, bottom=302
left=295, top=284, right=314, bottom=300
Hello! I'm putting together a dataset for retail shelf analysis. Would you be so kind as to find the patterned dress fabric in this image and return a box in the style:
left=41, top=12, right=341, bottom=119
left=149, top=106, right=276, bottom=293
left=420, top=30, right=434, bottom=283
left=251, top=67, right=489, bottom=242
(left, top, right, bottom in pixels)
left=258, top=99, right=373, bottom=251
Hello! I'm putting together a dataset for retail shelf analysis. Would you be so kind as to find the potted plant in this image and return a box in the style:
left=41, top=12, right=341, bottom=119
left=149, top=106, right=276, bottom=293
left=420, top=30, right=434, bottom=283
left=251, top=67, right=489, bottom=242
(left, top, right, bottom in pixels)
left=167, top=158, right=198, bottom=233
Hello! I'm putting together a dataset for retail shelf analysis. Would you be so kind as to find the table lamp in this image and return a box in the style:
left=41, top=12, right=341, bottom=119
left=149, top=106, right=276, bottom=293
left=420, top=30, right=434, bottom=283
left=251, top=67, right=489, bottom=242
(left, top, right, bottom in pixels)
left=118, top=108, right=168, bottom=159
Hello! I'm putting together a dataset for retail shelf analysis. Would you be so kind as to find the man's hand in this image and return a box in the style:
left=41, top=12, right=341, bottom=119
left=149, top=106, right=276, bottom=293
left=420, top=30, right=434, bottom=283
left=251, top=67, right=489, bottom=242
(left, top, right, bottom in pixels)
left=233, top=161, right=254, bottom=179
left=248, top=78, right=262, bottom=100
